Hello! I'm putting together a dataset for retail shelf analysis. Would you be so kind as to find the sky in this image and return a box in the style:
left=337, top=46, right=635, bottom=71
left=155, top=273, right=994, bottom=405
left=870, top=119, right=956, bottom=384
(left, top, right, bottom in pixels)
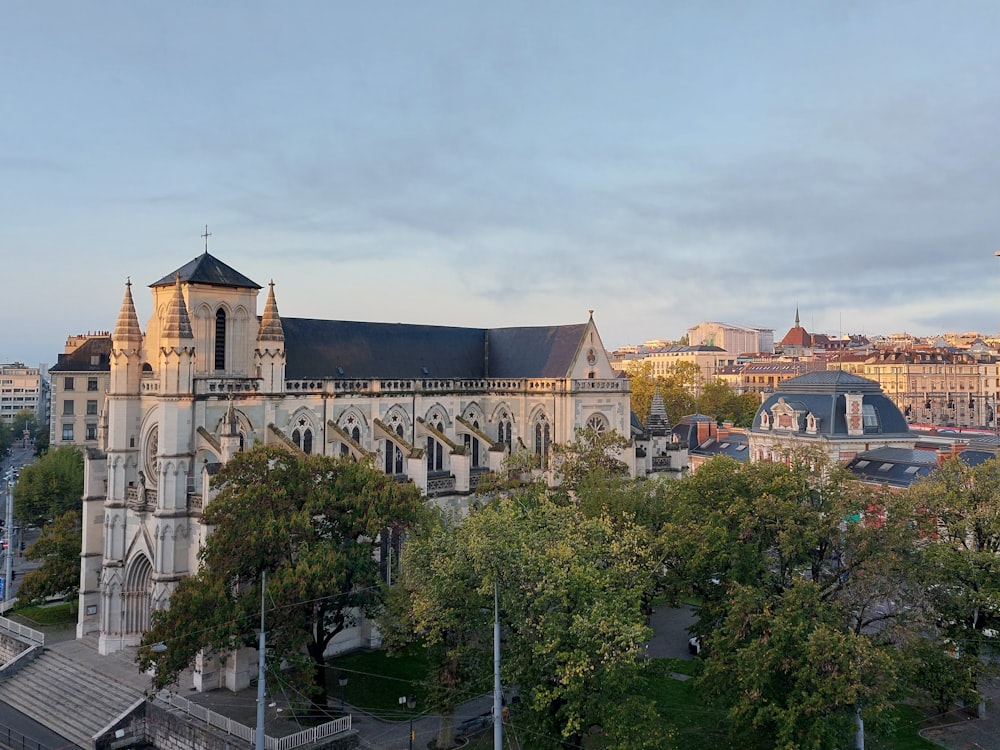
left=4, top=1, right=1000, bottom=368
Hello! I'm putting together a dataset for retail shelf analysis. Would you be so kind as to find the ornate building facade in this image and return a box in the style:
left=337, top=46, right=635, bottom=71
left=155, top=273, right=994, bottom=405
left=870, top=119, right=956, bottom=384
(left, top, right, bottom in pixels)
left=77, top=253, right=632, bottom=658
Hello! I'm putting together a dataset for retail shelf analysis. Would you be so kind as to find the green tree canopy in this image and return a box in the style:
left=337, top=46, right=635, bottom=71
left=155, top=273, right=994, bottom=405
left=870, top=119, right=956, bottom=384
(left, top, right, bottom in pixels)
left=551, top=425, right=630, bottom=498
left=14, top=447, right=84, bottom=527
left=661, top=453, right=924, bottom=748
left=138, top=445, right=425, bottom=710
left=16, top=509, right=82, bottom=609
left=695, top=380, right=761, bottom=427
left=389, top=491, right=660, bottom=749
left=907, top=456, right=1000, bottom=715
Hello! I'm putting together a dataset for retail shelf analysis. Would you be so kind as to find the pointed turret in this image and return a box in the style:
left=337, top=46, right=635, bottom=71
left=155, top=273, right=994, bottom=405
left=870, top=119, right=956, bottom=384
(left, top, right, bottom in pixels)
left=795, top=307, right=800, bottom=327
left=158, top=273, right=195, bottom=396
left=255, top=280, right=286, bottom=393
left=161, top=274, right=194, bottom=341
left=646, top=390, right=671, bottom=436
left=220, top=397, right=242, bottom=461
left=257, top=281, right=284, bottom=342
left=110, top=279, right=144, bottom=395
left=112, top=279, right=142, bottom=349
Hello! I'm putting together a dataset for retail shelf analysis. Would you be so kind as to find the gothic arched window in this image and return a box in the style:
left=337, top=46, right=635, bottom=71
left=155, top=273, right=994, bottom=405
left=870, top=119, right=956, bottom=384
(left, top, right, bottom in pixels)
left=497, top=416, right=512, bottom=450
left=534, top=417, right=550, bottom=459
left=214, top=308, right=227, bottom=371
left=426, top=420, right=444, bottom=472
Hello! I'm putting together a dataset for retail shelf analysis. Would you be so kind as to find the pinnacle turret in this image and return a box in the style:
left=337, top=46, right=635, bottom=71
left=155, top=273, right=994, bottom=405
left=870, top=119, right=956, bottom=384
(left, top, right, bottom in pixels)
left=112, top=279, right=142, bottom=346
left=646, top=390, right=671, bottom=436
left=257, top=280, right=284, bottom=342
left=161, top=274, right=193, bottom=340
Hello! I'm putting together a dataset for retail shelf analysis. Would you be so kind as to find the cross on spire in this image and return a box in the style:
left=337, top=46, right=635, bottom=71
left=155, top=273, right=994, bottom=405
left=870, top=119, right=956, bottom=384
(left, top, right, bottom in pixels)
left=201, top=225, right=212, bottom=253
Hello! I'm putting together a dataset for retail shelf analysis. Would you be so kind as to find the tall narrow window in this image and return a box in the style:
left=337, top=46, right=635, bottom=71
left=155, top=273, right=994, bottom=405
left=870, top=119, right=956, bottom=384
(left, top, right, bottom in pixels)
left=426, top=421, right=444, bottom=472
left=215, top=308, right=227, bottom=371
left=302, top=429, right=313, bottom=454
left=498, top=417, right=512, bottom=450
left=534, top=418, right=550, bottom=459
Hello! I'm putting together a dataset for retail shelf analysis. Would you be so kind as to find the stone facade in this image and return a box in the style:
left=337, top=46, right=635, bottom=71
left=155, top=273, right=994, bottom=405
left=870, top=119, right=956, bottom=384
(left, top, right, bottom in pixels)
left=76, top=252, right=633, bottom=664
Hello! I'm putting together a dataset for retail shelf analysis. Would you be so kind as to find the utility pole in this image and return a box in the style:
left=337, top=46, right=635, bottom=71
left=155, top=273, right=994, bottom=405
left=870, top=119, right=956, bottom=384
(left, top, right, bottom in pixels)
left=493, top=580, right=502, bottom=750
left=4, top=474, right=12, bottom=602
left=255, top=570, right=266, bottom=750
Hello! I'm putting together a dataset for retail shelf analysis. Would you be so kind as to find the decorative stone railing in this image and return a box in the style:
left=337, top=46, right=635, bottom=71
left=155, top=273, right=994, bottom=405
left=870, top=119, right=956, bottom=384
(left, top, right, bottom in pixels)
left=197, top=377, right=262, bottom=395
left=426, top=473, right=456, bottom=496
left=282, top=377, right=626, bottom=396
left=126, top=486, right=156, bottom=512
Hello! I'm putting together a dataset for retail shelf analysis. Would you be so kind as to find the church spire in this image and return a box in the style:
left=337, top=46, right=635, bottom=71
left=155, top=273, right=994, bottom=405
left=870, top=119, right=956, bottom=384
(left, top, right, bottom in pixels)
left=112, top=278, right=142, bottom=347
left=161, top=274, right=193, bottom=340
left=646, top=389, right=671, bottom=436
left=795, top=307, right=801, bottom=327
left=257, top=280, right=284, bottom=342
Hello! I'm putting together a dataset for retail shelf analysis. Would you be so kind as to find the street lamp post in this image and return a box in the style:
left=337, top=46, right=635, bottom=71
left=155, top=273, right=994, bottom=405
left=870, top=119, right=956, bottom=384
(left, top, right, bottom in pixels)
left=398, top=695, right=416, bottom=750
left=338, top=674, right=348, bottom=710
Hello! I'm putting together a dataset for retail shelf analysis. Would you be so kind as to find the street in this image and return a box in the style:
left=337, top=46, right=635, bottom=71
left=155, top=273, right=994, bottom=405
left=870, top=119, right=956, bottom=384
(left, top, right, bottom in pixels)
left=1, top=444, right=39, bottom=605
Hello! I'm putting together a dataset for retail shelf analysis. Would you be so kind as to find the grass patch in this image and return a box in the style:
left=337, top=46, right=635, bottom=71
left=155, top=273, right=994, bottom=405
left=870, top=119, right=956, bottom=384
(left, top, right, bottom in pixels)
left=11, top=601, right=76, bottom=625
left=868, top=704, right=938, bottom=750
left=326, top=646, right=431, bottom=720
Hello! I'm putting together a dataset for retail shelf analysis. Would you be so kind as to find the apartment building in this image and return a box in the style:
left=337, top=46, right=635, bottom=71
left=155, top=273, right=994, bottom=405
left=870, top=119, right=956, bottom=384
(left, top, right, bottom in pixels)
left=48, top=333, right=112, bottom=447
left=0, top=362, right=48, bottom=427
left=863, top=349, right=1000, bottom=428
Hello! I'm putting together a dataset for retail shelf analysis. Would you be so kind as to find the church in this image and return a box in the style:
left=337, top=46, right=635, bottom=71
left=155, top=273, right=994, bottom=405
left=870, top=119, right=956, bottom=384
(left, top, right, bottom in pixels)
left=76, top=252, right=632, bottom=658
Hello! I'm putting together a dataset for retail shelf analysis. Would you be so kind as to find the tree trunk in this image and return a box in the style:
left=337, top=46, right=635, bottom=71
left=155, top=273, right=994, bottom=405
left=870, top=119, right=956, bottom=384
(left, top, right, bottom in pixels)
left=306, top=641, right=329, bottom=714
left=436, top=711, right=456, bottom=749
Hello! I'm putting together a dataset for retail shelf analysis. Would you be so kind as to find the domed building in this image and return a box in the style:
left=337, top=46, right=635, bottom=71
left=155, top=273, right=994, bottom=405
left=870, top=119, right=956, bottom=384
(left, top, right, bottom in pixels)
left=749, top=370, right=915, bottom=463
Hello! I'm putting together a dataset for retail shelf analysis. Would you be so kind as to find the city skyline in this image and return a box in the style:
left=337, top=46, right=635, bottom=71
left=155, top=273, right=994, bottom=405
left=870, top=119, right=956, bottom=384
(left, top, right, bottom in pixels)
left=5, top=2, right=1000, bottom=368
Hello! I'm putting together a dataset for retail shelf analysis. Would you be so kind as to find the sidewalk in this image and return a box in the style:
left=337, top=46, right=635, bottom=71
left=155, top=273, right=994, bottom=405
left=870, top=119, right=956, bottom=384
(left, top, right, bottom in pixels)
left=918, top=673, right=1000, bottom=750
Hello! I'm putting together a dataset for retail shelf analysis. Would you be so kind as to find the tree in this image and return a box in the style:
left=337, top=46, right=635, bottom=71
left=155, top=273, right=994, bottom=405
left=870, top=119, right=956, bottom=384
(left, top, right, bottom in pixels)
left=551, top=425, right=630, bottom=496
left=661, top=454, right=923, bottom=747
left=696, top=380, right=761, bottom=427
left=11, top=409, right=38, bottom=441
left=137, top=445, right=425, bottom=711
left=471, top=497, right=660, bottom=749
left=14, top=447, right=84, bottom=527
left=383, top=511, right=492, bottom=749
left=390, top=491, right=660, bottom=749
left=15, top=509, right=82, bottom=610
left=907, top=456, right=1000, bottom=716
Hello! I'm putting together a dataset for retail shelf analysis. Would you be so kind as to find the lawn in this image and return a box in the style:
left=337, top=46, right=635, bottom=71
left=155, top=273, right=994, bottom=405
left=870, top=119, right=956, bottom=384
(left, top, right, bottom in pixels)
left=326, top=646, right=432, bottom=719
left=10, top=601, right=76, bottom=625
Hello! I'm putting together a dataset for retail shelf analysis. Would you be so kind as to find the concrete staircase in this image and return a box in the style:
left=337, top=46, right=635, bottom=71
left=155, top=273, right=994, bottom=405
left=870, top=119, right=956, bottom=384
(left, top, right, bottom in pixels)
left=0, top=645, right=144, bottom=749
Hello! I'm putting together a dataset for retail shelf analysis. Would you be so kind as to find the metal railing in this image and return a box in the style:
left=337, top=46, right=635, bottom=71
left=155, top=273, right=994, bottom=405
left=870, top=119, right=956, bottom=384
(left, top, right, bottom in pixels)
left=159, top=691, right=351, bottom=750
left=0, top=614, right=44, bottom=646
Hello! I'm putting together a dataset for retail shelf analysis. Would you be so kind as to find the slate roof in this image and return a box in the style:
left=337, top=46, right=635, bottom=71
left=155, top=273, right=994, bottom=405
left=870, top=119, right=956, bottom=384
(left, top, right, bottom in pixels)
left=152, top=252, right=261, bottom=289
left=49, top=336, right=111, bottom=373
left=754, top=371, right=910, bottom=437
left=694, top=434, right=750, bottom=461
left=844, top=447, right=936, bottom=488
left=281, top=319, right=587, bottom=381
left=487, top=324, right=587, bottom=378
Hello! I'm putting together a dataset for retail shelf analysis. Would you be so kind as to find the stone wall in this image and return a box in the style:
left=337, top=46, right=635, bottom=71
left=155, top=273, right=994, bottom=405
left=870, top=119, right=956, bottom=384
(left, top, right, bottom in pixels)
left=0, top=631, right=30, bottom=665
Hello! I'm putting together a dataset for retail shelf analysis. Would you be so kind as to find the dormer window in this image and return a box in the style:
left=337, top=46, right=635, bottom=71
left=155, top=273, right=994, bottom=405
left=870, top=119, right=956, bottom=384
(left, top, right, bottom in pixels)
left=862, top=403, right=880, bottom=432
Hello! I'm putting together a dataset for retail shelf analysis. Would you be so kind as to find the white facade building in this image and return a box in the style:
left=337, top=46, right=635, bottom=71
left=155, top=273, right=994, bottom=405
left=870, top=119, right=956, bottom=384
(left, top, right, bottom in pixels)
left=77, top=253, right=633, bottom=668
left=686, top=321, right=775, bottom=356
